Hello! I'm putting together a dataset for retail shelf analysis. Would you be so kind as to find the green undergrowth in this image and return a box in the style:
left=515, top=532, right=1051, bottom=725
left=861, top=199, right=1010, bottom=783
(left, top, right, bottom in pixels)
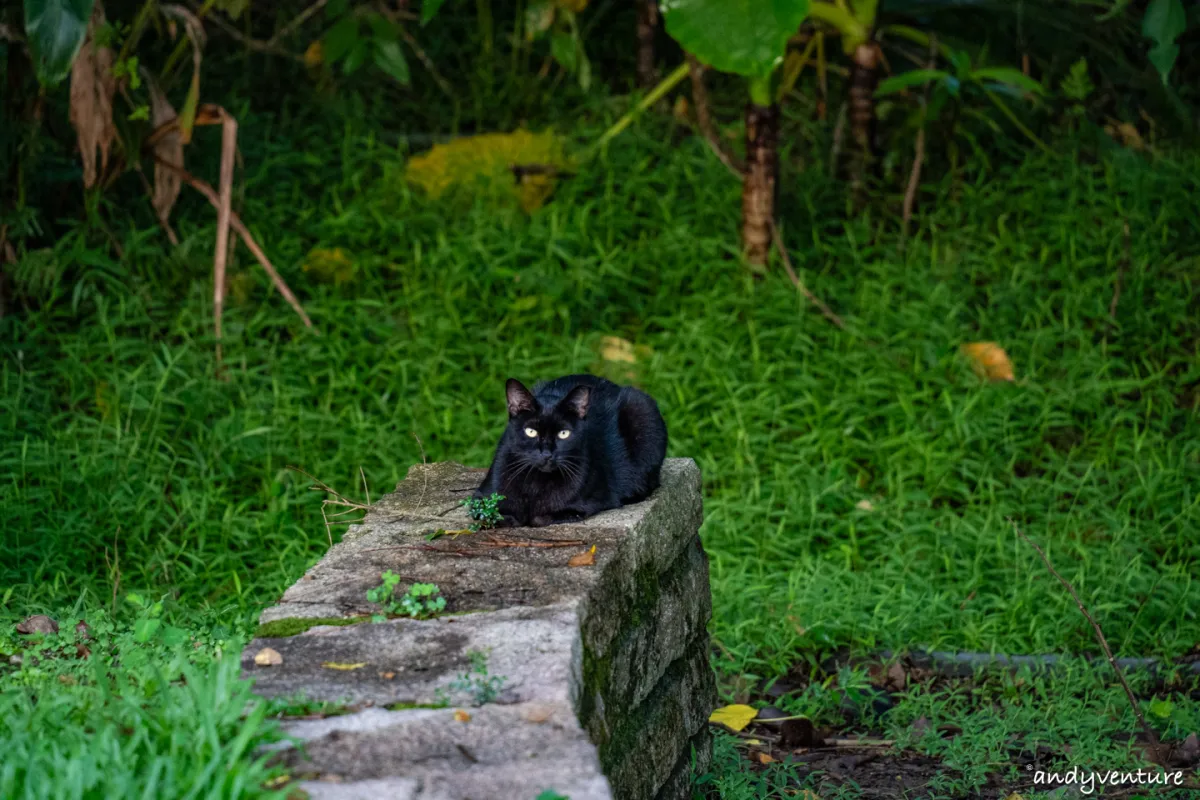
left=703, top=659, right=1200, bottom=798
left=0, top=604, right=289, bottom=799
left=3, top=91, right=1200, bottom=796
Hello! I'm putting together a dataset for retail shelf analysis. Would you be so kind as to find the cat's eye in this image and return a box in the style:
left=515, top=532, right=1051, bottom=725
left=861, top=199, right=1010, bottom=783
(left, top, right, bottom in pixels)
left=557, top=430, right=571, bottom=439
left=524, top=427, right=538, bottom=438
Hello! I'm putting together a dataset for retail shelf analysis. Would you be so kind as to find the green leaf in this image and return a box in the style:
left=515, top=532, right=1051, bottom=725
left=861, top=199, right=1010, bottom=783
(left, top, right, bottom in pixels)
left=342, top=36, right=370, bottom=75
left=1142, top=0, right=1186, bottom=82
left=874, top=69, right=948, bottom=97
left=661, top=0, right=810, bottom=78
left=23, top=0, right=96, bottom=86
left=970, top=67, right=1044, bottom=95
left=422, top=0, right=449, bottom=26
left=367, top=12, right=399, bottom=42
left=322, top=15, right=361, bottom=63
left=550, top=31, right=577, bottom=72
left=132, top=618, right=161, bottom=643
left=525, top=0, right=555, bottom=40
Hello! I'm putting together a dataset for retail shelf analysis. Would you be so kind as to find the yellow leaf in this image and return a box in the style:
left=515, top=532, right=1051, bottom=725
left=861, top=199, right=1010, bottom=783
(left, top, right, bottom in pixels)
left=709, top=703, right=758, bottom=732
left=302, top=247, right=355, bottom=285
left=454, top=709, right=471, bottom=722
left=855, top=499, right=874, bottom=512
left=253, top=647, right=283, bottom=666
left=1003, top=794, right=1026, bottom=800
left=304, top=40, right=323, bottom=67
left=404, top=129, right=570, bottom=213
left=599, top=336, right=637, bottom=363
left=961, top=342, right=1015, bottom=382
left=568, top=544, right=597, bottom=567
left=756, top=751, right=775, bottom=764
left=321, top=661, right=367, bottom=670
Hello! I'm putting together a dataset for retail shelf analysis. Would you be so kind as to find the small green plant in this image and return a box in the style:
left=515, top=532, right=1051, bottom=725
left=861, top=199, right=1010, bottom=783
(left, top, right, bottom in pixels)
left=366, top=572, right=446, bottom=621
left=462, top=493, right=506, bottom=531
left=1060, top=57, right=1094, bottom=124
left=535, top=792, right=570, bottom=800
left=437, top=649, right=506, bottom=706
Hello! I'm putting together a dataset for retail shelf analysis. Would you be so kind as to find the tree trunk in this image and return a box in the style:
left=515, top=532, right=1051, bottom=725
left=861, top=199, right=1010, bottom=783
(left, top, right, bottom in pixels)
left=847, top=41, right=881, bottom=203
left=635, top=0, right=659, bottom=89
left=742, top=102, right=780, bottom=268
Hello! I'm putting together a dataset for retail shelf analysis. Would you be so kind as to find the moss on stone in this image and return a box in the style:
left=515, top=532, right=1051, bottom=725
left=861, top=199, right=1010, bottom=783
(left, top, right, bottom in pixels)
left=254, top=616, right=367, bottom=638
left=383, top=700, right=449, bottom=711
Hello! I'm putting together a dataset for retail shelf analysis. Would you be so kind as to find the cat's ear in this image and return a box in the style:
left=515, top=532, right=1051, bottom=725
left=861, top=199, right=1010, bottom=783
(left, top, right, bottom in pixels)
left=506, top=379, right=537, bottom=417
left=561, top=385, right=591, bottom=419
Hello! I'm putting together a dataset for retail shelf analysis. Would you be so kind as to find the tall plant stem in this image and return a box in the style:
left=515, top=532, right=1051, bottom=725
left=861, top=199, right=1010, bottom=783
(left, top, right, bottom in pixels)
left=589, top=61, right=690, bottom=156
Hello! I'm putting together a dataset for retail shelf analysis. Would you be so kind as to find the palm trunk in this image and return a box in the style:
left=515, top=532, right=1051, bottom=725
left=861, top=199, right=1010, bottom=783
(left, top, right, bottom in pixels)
left=742, top=97, right=780, bottom=268
left=847, top=41, right=880, bottom=202
left=635, top=0, right=659, bottom=89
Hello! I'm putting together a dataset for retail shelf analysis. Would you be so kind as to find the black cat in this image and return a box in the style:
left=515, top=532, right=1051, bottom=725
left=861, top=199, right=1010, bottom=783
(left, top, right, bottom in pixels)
left=474, top=374, right=668, bottom=527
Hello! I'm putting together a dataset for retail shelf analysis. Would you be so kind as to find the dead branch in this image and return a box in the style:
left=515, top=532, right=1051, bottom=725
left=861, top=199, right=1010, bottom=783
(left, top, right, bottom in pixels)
left=481, top=535, right=586, bottom=549
left=212, top=111, right=237, bottom=373
left=687, top=55, right=742, bottom=178
left=1110, top=219, right=1131, bottom=320
left=902, top=36, right=937, bottom=238
left=151, top=155, right=314, bottom=329
left=269, top=0, right=330, bottom=45
left=769, top=219, right=847, bottom=330
left=1010, top=520, right=1163, bottom=760
left=829, top=102, right=847, bottom=178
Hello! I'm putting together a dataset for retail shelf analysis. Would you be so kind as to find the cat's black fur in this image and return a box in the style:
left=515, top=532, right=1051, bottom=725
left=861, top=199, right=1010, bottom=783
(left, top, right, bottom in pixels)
left=474, top=374, right=667, bottom=527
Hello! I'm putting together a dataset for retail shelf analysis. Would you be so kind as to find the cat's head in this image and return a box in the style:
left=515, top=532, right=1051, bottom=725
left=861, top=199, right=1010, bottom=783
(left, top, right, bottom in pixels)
left=503, top=378, right=590, bottom=474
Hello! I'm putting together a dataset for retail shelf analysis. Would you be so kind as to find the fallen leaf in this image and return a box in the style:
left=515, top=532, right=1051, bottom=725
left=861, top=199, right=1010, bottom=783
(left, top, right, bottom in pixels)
left=74, top=620, right=91, bottom=639
left=709, top=703, right=758, bottom=732
left=254, top=647, right=283, bottom=666
left=885, top=661, right=907, bottom=691
left=756, top=751, right=775, bottom=764
left=58, top=674, right=76, bottom=685
left=321, top=661, right=367, bottom=670
left=16, top=615, right=59, bottom=635
left=302, top=247, right=355, bottom=285
left=855, top=499, right=874, bottom=512
left=68, top=2, right=116, bottom=189
left=599, top=336, right=638, bottom=364
left=1003, top=794, right=1026, bottom=800
left=1171, top=732, right=1200, bottom=767
left=454, top=709, right=471, bottom=723
left=744, top=738, right=762, bottom=745
left=780, top=718, right=822, bottom=748
left=961, top=342, right=1015, bottom=382
left=673, top=95, right=690, bottom=123
left=143, top=71, right=183, bottom=229
left=521, top=703, right=556, bottom=723
left=379, top=671, right=396, bottom=680
left=568, top=545, right=597, bottom=568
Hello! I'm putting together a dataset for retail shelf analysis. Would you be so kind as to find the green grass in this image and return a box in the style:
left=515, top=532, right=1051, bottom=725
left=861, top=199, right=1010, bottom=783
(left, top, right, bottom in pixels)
left=3, top=95, right=1199, bottom=796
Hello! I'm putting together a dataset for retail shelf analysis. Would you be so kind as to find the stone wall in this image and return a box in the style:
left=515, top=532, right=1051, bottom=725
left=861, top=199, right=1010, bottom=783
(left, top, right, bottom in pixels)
left=242, top=458, right=716, bottom=800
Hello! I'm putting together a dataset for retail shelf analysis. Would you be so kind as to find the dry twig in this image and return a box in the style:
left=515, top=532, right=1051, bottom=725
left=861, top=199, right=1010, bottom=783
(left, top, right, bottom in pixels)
left=212, top=111, right=237, bottom=374
left=769, top=219, right=846, bottom=330
left=151, top=155, right=314, bottom=329
left=687, top=55, right=742, bottom=177
left=1010, top=519, right=1163, bottom=759
left=902, top=35, right=937, bottom=238
left=1110, top=220, right=1131, bottom=320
